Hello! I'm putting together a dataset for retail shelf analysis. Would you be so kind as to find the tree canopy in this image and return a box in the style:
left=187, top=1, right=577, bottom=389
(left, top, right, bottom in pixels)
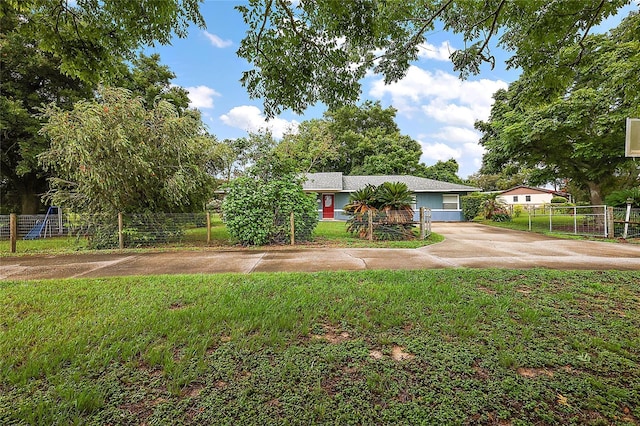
left=236, top=0, right=632, bottom=116
left=2, top=0, right=204, bottom=83
left=476, top=12, right=640, bottom=204
left=40, top=87, right=216, bottom=215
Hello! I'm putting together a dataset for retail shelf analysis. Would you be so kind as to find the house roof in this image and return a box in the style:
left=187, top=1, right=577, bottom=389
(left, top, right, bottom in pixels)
left=303, top=173, right=480, bottom=193
left=500, top=185, right=568, bottom=197
left=302, top=172, right=343, bottom=191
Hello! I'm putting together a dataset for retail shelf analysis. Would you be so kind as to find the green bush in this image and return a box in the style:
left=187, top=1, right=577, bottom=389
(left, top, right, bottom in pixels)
left=513, top=204, right=524, bottom=218
left=461, top=194, right=486, bottom=221
left=604, top=188, right=640, bottom=207
left=222, top=175, right=318, bottom=245
left=491, top=213, right=512, bottom=222
left=551, top=196, right=568, bottom=203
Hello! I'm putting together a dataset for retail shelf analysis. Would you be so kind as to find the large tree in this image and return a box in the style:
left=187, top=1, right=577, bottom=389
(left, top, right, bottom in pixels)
left=39, top=87, right=216, bottom=215
left=476, top=12, right=640, bottom=205
left=236, top=0, right=632, bottom=116
left=0, top=10, right=93, bottom=214
left=275, top=101, right=425, bottom=176
left=2, top=0, right=204, bottom=83
left=1, top=19, right=193, bottom=214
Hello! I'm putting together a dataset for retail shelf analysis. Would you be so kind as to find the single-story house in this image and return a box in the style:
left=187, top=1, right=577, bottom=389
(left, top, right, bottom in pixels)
left=498, top=185, right=571, bottom=206
left=303, top=172, right=481, bottom=221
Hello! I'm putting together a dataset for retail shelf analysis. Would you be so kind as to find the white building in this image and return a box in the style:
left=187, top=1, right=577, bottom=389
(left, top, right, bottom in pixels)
left=498, top=185, right=570, bottom=206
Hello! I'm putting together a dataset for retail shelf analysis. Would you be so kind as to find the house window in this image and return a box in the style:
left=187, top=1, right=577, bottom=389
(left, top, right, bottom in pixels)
left=525, top=195, right=531, bottom=202
left=513, top=196, right=519, bottom=202
left=442, top=194, right=459, bottom=210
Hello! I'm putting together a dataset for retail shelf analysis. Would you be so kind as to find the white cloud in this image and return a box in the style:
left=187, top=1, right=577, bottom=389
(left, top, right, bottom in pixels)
left=185, top=85, right=220, bottom=109
left=417, top=41, right=455, bottom=61
left=429, top=126, right=481, bottom=144
left=419, top=142, right=461, bottom=162
left=421, top=101, right=476, bottom=127
left=369, top=66, right=507, bottom=123
left=203, top=31, right=232, bottom=48
left=219, top=105, right=299, bottom=138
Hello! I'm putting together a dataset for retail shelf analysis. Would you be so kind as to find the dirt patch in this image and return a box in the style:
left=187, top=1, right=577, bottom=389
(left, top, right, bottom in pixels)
left=169, top=302, right=187, bottom=310
left=473, top=360, right=490, bottom=380
left=369, top=350, right=384, bottom=360
left=313, top=324, right=351, bottom=344
left=369, top=346, right=415, bottom=361
left=182, top=383, right=204, bottom=398
left=477, top=286, right=497, bottom=295
left=517, top=367, right=554, bottom=378
left=391, top=346, right=415, bottom=361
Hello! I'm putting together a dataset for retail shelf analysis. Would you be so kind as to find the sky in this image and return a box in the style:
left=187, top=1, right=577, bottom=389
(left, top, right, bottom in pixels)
left=147, top=1, right=637, bottom=180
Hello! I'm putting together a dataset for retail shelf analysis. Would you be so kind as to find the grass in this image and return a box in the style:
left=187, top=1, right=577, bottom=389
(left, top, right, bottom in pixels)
left=1, top=269, right=639, bottom=425
left=1, top=219, right=441, bottom=256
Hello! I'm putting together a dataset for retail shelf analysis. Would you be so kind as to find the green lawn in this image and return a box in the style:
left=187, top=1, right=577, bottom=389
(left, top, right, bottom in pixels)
left=2, top=269, right=639, bottom=425
left=1, top=219, right=440, bottom=255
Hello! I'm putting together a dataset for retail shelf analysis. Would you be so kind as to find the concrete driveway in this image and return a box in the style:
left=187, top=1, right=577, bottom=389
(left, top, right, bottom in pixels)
left=1, top=223, right=638, bottom=280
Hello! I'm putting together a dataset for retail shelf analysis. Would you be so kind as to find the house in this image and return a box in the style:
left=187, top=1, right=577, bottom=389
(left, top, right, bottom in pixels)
left=302, top=172, right=481, bottom=221
left=498, top=185, right=570, bottom=206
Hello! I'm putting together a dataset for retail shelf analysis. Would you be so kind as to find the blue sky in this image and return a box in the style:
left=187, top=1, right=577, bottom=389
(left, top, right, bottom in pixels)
left=147, top=1, right=637, bottom=179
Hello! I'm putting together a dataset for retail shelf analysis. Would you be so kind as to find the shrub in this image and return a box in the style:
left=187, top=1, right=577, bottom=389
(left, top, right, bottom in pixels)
left=604, top=188, right=640, bottom=207
left=222, top=175, right=318, bottom=245
left=513, top=204, right=524, bottom=218
left=491, top=213, right=512, bottom=222
left=551, top=196, right=568, bottom=203
left=344, top=182, right=414, bottom=240
left=461, top=195, right=485, bottom=221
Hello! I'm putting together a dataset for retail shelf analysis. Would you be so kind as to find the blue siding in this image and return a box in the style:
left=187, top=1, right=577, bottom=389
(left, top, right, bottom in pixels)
left=415, top=193, right=443, bottom=209
left=316, top=191, right=470, bottom=222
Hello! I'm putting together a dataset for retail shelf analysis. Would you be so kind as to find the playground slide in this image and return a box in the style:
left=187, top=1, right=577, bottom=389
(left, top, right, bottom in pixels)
left=23, top=206, right=56, bottom=240
left=24, top=220, right=47, bottom=240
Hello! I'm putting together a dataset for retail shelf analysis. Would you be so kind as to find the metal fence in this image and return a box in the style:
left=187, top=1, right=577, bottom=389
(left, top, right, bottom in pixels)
left=611, top=206, right=640, bottom=239
left=1, top=212, right=211, bottom=249
left=512, top=205, right=639, bottom=239
left=0, top=214, right=64, bottom=239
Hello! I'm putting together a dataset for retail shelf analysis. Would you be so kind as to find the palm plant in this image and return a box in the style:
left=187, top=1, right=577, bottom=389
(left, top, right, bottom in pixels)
left=344, top=185, right=378, bottom=238
left=375, top=182, right=414, bottom=224
left=344, top=184, right=378, bottom=214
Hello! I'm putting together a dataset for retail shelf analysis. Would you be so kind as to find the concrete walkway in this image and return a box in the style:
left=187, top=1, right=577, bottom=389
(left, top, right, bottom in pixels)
left=1, top=223, right=639, bottom=280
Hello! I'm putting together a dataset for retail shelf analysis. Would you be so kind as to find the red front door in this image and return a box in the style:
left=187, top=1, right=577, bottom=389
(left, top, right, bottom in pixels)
left=322, top=194, right=335, bottom=219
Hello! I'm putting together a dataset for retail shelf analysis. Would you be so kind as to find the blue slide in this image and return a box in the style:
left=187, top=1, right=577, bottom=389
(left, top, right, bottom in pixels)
left=24, top=207, right=56, bottom=240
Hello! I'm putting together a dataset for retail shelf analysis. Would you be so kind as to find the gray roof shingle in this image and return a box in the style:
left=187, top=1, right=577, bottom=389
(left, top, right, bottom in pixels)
left=303, top=173, right=480, bottom=192
left=302, top=172, right=343, bottom=191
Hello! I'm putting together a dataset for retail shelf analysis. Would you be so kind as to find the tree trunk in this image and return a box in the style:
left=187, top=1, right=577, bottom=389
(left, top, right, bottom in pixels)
left=586, top=181, right=604, bottom=205
left=20, top=191, right=41, bottom=214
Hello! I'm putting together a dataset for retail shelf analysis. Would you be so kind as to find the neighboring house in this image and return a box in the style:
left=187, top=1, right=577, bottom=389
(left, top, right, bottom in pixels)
left=498, top=185, right=570, bottom=206
left=302, top=172, right=481, bottom=221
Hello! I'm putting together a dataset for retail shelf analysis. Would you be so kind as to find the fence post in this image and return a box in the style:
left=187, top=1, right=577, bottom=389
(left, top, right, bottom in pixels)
left=9, top=213, right=17, bottom=253
left=549, top=205, right=553, bottom=233
left=573, top=206, right=577, bottom=235
left=419, top=207, right=425, bottom=240
left=290, top=211, right=295, bottom=246
left=528, top=206, right=532, bottom=231
left=118, top=212, right=124, bottom=249
left=606, top=206, right=614, bottom=238
left=368, top=210, right=373, bottom=241
left=623, top=199, right=633, bottom=239
left=58, top=207, right=63, bottom=235
left=206, top=212, right=211, bottom=245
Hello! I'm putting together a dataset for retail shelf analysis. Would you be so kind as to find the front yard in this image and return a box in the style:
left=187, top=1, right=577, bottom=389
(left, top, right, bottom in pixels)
left=0, top=219, right=441, bottom=255
left=1, top=269, right=639, bottom=424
